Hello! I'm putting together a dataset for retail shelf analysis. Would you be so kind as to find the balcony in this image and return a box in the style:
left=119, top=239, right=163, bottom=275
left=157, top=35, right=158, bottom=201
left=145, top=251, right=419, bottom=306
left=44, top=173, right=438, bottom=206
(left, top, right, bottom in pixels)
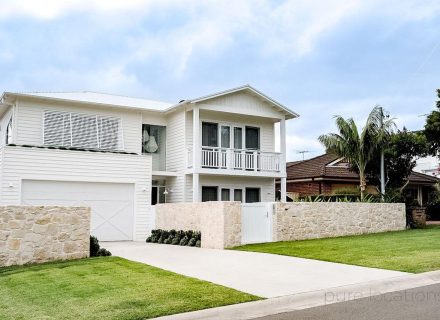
left=187, top=147, right=282, bottom=174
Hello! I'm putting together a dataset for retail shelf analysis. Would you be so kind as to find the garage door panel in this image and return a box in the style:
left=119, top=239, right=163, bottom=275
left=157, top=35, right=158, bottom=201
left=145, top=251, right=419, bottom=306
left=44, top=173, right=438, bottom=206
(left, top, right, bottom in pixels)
left=22, top=180, right=134, bottom=241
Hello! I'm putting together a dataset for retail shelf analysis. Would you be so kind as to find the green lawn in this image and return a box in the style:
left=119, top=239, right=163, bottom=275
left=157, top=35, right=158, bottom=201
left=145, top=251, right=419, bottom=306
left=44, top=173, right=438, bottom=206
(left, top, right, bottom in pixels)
left=0, top=257, right=259, bottom=320
left=234, top=226, right=440, bottom=273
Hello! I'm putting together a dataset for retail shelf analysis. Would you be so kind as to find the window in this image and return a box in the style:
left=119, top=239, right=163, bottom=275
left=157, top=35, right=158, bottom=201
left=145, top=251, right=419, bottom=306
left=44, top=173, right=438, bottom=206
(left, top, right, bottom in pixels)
left=234, top=189, right=243, bottom=202
left=202, top=122, right=218, bottom=147
left=221, top=188, right=230, bottom=201
left=220, top=126, right=230, bottom=148
left=202, top=186, right=218, bottom=202
left=245, top=126, right=260, bottom=150
left=245, top=188, right=260, bottom=203
left=5, top=117, right=12, bottom=145
left=142, top=124, right=166, bottom=171
left=234, top=127, right=242, bottom=149
left=151, top=181, right=166, bottom=205
left=43, top=110, right=123, bottom=150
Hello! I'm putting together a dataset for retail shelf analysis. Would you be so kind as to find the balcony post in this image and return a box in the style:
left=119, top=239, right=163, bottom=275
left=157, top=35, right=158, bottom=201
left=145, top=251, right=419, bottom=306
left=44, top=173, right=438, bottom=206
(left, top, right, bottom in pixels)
left=192, top=105, right=200, bottom=171
left=280, top=117, right=287, bottom=202
left=192, top=105, right=200, bottom=202
left=253, top=151, right=258, bottom=171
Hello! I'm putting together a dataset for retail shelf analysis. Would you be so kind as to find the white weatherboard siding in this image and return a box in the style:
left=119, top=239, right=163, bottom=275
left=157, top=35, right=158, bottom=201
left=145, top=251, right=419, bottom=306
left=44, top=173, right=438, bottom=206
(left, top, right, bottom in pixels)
left=165, top=110, right=186, bottom=202
left=14, top=99, right=143, bottom=154
left=0, top=146, right=153, bottom=241
left=199, top=176, right=275, bottom=202
left=198, top=91, right=285, bottom=119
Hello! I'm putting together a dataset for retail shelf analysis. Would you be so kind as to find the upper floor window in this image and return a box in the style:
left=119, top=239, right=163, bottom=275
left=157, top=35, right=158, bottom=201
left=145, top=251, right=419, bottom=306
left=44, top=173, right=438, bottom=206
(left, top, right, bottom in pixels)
left=201, top=122, right=260, bottom=150
left=43, top=110, right=123, bottom=150
left=5, top=117, right=12, bottom=145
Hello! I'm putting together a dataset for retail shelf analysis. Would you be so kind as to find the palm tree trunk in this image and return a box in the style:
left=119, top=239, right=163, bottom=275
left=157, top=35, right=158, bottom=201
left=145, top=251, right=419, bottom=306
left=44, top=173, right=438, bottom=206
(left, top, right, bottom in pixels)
left=359, top=170, right=366, bottom=201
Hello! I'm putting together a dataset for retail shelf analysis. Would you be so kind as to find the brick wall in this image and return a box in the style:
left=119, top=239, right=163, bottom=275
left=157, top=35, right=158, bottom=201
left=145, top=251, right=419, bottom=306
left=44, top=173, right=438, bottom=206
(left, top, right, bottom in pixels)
left=286, top=181, right=332, bottom=196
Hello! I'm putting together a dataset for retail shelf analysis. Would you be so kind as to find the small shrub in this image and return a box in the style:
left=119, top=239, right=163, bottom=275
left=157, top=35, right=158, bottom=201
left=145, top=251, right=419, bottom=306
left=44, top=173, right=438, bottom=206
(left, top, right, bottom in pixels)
left=171, top=236, right=180, bottom=245
left=185, top=230, right=193, bottom=239
left=164, top=236, right=173, bottom=244
left=90, top=236, right=100, bottom=257
left=90, top=236, right=112, bottom=257
left=195, top=240, right=201, bottom=247
left=147, top=229, right=201, bottom=247
left=179, top=236, right=189, bottom=246
left=97, top=248, right=112, bottom=256
left=187, top=237, right=197, bottom=247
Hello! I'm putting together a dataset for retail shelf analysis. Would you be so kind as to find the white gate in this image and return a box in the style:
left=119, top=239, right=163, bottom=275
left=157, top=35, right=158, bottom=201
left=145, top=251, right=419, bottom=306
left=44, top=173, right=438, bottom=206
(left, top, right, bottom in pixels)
left=241, top=202, right=273, bottom=244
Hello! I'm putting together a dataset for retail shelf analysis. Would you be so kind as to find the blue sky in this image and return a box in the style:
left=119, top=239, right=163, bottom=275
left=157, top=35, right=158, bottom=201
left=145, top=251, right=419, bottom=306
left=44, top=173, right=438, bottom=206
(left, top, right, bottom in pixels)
left=1, top=0, right=439, bottom=161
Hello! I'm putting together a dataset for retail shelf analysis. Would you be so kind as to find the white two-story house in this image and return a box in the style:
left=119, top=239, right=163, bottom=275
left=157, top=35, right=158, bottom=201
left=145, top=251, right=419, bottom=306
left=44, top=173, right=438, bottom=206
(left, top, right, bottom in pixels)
left=0, top=85, right=298, bottom=241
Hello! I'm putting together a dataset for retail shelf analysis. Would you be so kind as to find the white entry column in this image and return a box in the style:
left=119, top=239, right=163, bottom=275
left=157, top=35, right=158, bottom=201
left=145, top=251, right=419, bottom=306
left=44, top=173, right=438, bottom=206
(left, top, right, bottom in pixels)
left=193, top=105, right=200, bottom=202
left=280, top=117, right=287, bottom=202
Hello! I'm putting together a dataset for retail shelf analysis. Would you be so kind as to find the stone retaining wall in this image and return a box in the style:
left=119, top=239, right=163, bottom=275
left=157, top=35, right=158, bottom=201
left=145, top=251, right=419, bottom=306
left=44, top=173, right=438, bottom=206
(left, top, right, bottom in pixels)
left=155, top=202, right=241, bottom=249
left=273, top=202, right=406, bottom=241
left=0, top=206, right=90, bottom=267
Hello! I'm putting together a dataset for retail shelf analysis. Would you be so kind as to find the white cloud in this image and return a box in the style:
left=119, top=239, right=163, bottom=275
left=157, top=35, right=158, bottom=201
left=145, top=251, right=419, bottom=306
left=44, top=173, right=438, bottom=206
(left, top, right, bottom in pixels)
left=0, top=0, right=155, bottom=20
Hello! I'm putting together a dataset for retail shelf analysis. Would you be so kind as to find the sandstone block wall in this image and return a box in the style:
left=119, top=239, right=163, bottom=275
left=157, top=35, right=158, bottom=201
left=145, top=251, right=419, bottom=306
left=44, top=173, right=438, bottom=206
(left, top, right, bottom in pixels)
left=273, top=202, right=406, bottom=242
left=0, top=206, right=90, bottom=267
left=155, top=202, right=241, bottom=249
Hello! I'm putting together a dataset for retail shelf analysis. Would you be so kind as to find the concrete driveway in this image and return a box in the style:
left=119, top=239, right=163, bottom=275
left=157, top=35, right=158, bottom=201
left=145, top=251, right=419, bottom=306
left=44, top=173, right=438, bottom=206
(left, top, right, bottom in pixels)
left=104, top=242, right=407, bottom=298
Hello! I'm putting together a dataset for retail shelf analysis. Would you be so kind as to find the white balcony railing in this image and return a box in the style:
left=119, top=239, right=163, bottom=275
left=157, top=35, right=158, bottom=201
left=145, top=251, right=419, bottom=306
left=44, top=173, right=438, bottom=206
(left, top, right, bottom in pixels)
left=188, top=147, right=282, bottom=173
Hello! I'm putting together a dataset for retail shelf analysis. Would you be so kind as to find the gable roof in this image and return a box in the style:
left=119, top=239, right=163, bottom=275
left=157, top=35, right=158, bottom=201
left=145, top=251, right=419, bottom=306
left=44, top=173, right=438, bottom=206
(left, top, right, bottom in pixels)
left=1, top=85, right=299, bottom=119
left=187, top=85, right=299, bottom=119
left=287, top=153, right=440, bottom=185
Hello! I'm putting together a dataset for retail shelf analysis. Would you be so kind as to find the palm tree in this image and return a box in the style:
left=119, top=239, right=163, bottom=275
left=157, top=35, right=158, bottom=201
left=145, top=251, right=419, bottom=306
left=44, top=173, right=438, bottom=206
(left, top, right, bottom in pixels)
left=318, top=106, right=395, bottom=201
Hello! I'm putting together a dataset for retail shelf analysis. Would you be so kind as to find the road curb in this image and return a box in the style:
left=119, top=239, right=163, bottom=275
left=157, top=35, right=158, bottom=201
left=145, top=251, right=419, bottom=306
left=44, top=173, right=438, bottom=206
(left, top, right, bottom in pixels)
left=152, top=270, right=440, bottom=320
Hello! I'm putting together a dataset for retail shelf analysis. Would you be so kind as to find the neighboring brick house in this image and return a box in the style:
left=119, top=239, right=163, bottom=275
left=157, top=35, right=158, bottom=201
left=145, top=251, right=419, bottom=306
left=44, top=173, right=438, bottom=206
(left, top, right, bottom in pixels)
left=283, top=153, right=440, bottom=206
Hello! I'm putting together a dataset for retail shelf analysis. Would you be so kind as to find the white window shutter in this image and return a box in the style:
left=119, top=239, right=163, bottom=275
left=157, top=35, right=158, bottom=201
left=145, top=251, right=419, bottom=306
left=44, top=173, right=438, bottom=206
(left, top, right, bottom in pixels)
left=43, top=110, right=123, bottom=151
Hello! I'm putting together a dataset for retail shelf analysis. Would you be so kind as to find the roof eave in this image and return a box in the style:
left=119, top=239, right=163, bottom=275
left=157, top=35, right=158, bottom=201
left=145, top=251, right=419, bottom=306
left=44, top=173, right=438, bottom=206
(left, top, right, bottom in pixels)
left=3, top=92, right=169, bottom=113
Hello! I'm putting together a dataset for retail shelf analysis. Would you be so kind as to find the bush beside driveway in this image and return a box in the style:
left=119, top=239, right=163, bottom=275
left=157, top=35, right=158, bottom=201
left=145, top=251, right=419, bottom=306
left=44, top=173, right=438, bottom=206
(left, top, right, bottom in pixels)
left=0, top=257, right=259, bottom=320
left=234, top=226, right=440, bottom=273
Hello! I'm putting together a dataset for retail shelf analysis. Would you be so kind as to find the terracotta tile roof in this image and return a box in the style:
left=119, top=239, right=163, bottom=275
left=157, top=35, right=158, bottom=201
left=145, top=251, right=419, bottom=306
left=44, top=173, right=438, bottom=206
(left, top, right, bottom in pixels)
left=286, top=153, right=440, bottom=184
left=286, top=153, right=358, bottom=180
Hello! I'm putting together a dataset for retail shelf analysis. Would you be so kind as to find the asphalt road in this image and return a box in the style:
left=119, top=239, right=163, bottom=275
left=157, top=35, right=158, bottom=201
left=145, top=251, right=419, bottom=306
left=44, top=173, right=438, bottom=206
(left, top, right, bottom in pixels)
left=254, top=283, right=440, bottom=320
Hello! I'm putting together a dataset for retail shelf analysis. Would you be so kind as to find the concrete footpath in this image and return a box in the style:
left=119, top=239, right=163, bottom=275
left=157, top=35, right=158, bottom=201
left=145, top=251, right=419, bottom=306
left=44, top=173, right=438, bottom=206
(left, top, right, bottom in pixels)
left=152, top=270, right=440, bottom=320
left=104, top=241, right=406, bottom=298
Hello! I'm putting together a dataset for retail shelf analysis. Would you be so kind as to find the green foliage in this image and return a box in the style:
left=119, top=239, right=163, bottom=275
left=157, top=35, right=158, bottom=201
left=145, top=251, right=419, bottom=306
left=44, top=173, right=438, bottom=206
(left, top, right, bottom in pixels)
left=426, top=184, right=440, bottom=220
left=90, top=236, right=100, bottom=257
left=179, top=236, right=189, bottom=246
left=90, top=236, right=112, bottom=257
left=424, top=89, right=440, bottom=155
left=147, top=229, right=201, bottom=247
left=296, top=194, right=380, bottom=203
left=187, top=238, right=197, bottom=247
left=365, top=128, right=428, bottom=190
left=318, top=106, right=395, bottom=200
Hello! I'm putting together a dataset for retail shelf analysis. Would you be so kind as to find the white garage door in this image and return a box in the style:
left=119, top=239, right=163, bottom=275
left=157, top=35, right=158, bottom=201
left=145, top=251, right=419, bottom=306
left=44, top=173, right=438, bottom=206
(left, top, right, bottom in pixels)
left=21, top=180, right=135, bottom=241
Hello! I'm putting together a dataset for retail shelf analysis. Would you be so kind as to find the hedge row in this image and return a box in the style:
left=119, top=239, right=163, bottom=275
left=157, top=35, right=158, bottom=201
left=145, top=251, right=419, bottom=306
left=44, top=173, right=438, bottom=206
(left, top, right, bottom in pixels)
left=146, top=229, right=201, bottom=247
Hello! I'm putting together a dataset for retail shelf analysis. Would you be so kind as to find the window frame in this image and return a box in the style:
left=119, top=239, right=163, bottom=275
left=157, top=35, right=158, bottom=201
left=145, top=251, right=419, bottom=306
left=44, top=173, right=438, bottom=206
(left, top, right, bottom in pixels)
left=5, top=116, right=12, bottom=145
left=200, top=185, right=262, bottom=203
left=245, top=187, right=261, bottom=203
left=201, top=120, right=259, bottom=151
